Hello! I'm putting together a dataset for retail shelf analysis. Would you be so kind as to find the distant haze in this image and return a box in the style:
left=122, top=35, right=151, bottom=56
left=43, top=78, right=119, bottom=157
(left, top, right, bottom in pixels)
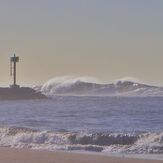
left=0, top=0, right=163, bottom=86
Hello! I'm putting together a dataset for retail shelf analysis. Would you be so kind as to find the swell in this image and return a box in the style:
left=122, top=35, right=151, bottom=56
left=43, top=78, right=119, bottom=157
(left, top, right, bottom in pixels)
left=0, top=126, right=163, bottom=154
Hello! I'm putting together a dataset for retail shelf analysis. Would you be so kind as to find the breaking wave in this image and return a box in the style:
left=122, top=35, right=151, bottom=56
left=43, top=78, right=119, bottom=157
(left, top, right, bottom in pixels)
left=36, top=76, right=163, bottom=97
left=0, top=126, right=163, bottom=154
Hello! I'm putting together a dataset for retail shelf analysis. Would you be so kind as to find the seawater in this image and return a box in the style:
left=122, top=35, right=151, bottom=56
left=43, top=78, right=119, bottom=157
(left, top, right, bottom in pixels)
left=0, top=96, right=163, bottom=154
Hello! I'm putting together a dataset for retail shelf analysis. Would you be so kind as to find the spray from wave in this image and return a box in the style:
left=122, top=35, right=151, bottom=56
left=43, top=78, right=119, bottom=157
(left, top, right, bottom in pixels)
left=34, top=76, right=163, bottom=97
left=40, top=75, right=101, bottom=96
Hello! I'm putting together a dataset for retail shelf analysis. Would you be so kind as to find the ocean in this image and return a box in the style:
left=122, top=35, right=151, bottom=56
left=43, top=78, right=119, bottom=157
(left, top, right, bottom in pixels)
left=0, top=77, right=163, bottom=157
left=0, top=96, right=163, bottom=155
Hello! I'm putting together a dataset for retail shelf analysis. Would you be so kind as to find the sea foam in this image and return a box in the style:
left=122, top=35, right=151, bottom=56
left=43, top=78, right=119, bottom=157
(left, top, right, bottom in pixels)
left=0, top=126, right=162, bottom=154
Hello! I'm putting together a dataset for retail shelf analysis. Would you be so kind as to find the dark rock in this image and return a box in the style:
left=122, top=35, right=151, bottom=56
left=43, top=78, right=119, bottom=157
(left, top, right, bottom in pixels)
left=0, top=87, right=46, bottom=100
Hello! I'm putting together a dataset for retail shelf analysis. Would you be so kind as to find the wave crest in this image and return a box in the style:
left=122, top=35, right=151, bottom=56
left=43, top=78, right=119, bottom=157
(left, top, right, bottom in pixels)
left=41, top=76, right=100, bottom=96
left=0, top=126, right=163, bottom=154
left=36, top=76, right=163, bottom=97
left=68, top=133, right=138, bottom=145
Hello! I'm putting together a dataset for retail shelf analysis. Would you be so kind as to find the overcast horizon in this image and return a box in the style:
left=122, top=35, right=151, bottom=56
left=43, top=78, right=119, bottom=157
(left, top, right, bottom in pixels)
left=0, top=0, right=163, bottom=86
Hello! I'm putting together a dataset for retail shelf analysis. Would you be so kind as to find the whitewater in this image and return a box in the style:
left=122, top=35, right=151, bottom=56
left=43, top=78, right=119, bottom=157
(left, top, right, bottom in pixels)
left=37, top=76, right=163, bottom=97
left=0, top=76, right=163, bottom=157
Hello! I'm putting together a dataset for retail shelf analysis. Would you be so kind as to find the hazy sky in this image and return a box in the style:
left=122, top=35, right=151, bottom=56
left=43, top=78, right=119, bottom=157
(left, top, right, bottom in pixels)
left=0, top=0, right=163, bottom=86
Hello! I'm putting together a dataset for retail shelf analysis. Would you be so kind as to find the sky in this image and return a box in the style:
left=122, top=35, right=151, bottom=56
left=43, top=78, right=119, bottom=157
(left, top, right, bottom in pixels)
left=0, top=0, right=163, bottom=86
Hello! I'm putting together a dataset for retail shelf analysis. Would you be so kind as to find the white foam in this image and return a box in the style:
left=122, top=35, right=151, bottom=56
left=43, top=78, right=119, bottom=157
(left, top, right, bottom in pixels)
left=104, top=133, right=163, bottom=154
left=0, top=127, right=163, bottom=154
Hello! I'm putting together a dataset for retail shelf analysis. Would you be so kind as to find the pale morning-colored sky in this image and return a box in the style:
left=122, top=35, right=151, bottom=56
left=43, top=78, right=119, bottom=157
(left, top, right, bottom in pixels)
left=0, top=0, right=163, bottom=86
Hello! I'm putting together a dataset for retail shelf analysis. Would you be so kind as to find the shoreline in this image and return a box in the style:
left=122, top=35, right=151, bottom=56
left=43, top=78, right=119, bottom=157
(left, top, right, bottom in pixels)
left=0, top=147, right=162, bottom=163
left=70, top=151, right=163, bottom=161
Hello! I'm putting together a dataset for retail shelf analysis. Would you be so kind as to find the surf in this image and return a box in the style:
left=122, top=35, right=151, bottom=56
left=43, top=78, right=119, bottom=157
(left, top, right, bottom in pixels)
left=35, top=76, right=163, bottom=97
left=0, top=126, right=162, bottom=154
